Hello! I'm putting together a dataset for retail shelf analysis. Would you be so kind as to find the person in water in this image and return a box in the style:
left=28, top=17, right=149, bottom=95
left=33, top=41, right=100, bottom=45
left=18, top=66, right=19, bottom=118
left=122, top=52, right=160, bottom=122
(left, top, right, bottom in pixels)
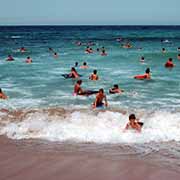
left=178, top=54, right=180, bottom=60
left=140, top=56, right=145, bottom=62
left=25, top=56, right=32, bottom=63
left=177, top=47, right=180, bottom=51
left=0, top=88, right=8, bottom=99
left=20, top=47, right=26, bottom=53
left=134, top=68, right=151, bottom=80
left=53, top=52, right=58, bottom=58
left=80, top=62, right=89, bottom=69
left=48, top=47, right=54, bottom=52
left=92, top=88, right=108, bottom=108
left=74, top=80, right=84, bottom=95
left=69, top=67, right=79, bottom=78
left=109, top=84, right=124, bottom=94
left=74, top=62, right=79, bottom=67
left=6, top=55, right=14, bottom=61
left=125, top=114, right=143, bottom=133
left=101, top=50, right=107, bottom=56
left=85, top=46, right=93, bottom=54
left=165, top=58, right=174, bottom=68
left=89, top=70, right=99, bottom=80
left=162, top=48, right=166, bottom=53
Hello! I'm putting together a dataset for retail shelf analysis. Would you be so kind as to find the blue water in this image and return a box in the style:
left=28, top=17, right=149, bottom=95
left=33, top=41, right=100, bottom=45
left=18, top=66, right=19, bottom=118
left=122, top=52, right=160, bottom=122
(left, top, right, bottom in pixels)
left=0, top=26, right=180, bottom=111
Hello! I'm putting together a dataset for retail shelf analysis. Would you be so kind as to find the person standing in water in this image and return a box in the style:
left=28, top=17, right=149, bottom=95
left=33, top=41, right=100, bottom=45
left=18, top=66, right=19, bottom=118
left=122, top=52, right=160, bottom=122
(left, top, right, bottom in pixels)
left=89, top=70, right=99, bottom=80
left=69, top=67, right=79, bottom=78
left=92, top=88, right=108, bottom=108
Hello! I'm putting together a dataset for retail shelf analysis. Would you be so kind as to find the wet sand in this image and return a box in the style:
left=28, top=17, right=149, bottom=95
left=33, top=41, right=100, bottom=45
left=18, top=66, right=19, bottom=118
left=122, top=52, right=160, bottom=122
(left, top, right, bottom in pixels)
left=0, top=136, right=179, bottom=180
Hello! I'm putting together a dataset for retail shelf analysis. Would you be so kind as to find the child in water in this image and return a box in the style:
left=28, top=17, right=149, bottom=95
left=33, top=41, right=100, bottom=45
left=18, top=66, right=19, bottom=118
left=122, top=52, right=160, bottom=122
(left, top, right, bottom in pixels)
left=125, top=114, right=143, bottom=133
left=109, top=84, right=124, bottom=94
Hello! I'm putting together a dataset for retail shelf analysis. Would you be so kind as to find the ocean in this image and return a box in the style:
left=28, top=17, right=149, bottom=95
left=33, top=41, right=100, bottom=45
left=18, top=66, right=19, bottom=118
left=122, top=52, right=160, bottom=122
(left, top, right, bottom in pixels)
left=0, top=25, right=180, bottom=171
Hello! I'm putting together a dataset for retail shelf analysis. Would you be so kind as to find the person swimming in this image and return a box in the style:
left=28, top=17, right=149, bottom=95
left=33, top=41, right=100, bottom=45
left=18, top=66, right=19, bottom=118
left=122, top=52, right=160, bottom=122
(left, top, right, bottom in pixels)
left=74, top=62, right=79, bottom=67
left=53, top=52, right=58, bottom=58
left=80, top=62, right=89, bottom=69
left=69, top=67, right=79, bottom=78
left=6, top=55, right=14, bottom=61
left=25, top=56, right=32, bottom=63
left=89, top=70, right=99, bottom=80
left=20, top=47, right=26, bottom=53
left=85, top=46, right=93, bottom=54
left=178, top=54, right=180, bottom=60
left=165, top=58, right=174, bottom=68
left=92, top=88, right=108, bottom=108
left=109, top=84, right=124, bottom=94
left=140, top=56, right=145, bottom=62
left=74, top=80, right=84, bottom=95
left=134, top=68, right=151, bottom=80
left=0, top=88, right=8, bottom=99
left=162, top=48, right=166, bottom=53
left=101, top=50, right=107, bottom=56
left=124, top=114, right=143, bottom=133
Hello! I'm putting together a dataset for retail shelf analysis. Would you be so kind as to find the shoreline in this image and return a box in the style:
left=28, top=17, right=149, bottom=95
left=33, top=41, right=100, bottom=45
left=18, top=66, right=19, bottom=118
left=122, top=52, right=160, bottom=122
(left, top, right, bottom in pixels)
left=0, top=136, right=179, bottom=180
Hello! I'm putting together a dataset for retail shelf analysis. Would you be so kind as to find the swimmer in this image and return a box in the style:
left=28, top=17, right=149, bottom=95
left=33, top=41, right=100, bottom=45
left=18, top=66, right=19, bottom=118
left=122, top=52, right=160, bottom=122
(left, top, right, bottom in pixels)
left=140, top=56, right=145, bottom=62
left=177, top=54, right=180, bottom=60
left=74, top=80, right=84, bottom=95
left=101, top=50, right=107, bottom=56
left=89, top=70, right=99, bottom=80
left=162, top=48, right=166, bottom=53
left=134, top=68, right=151, bottom=80
left=97, top=48, right=100, bottom=52
left=92, top=88, right=108, bottom=109
left=6, top=55, right=14, bottom=61
left=177, top=47, right=180, bottom=52
left=74, top=62, right=79, bottom=67
left=0, top=88, right=8, bottom=99
left=25, top=56, right=32, bottom=63
left=109, top=84, right=124, bottom=94
left=69, top=67, right=79, bottom=78
left=76, top=41, right=82, bottom=46
left=53, top=52, right=58, bottom=58
left=124, top=114, right=143, bottom=133
left=48, top=47, right=54, bottom=52
left=80, top=62, right=89, bottom=69
left=20, top=47, right=26, bottom=53
left=165, top=58, right=175, bottom=68
left=85, top=46, right=93, bottom=54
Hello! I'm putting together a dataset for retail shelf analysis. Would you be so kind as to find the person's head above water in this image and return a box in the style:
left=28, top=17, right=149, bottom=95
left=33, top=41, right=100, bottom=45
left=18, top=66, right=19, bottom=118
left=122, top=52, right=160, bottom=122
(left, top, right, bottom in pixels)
left=75, top=62, right=78, bottom=66
left=71, top=67, right=77, bottom=72
left=114, top=84, right=119, bottom=89
left=141, top=56, right=145, bottom=60
left=77, top=80, right=82, bottom=85
left=145, top=68, right=150, bottom=74
left=129, top=114, right=136, bottom=121
left=0, top=88, right=2, bottom=93
left=169, top=58, right=173, bottom=62
left=83, top=62, right=87, bottom=66
left=93, top=70, right=97, bottom=74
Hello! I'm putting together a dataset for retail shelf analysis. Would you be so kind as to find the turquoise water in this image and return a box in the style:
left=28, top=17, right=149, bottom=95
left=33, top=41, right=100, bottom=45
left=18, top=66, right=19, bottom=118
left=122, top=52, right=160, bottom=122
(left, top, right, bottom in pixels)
left=0, top=26, right=180, bottom=111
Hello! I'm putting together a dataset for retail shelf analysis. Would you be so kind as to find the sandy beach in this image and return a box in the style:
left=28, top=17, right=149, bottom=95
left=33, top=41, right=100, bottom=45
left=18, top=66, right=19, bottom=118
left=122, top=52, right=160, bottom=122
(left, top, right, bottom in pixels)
left=0, top=136, right=179, bottom=180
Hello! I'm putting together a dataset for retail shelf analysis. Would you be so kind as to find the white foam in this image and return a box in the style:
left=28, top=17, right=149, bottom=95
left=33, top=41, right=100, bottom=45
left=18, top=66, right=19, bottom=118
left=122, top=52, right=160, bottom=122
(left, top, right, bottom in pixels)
left=1, top=110, right=180, bottom=144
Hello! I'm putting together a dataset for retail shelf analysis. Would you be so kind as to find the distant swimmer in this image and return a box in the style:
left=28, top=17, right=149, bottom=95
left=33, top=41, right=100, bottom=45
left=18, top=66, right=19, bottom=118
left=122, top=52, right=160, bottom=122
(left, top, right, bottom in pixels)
left=53, top=52, right=58, bottom=58
left=177, top=54, right=180, bottom=60
left=124, top=114, right=143, bottom=133
left=69, top=67, right=80, bottom=78
left=85, top=46, right=93, bottom=54
left=92, top=88, right=108, bottom=109
left=25, top=56, right=32, bottom=64
left=109, top=84, right=124, bottom=94
left=134, top=68, right=151, bottom=80
left=177, top=47, right=180, bottom=52
left=74, top=80, right=98, bottom=96
left=89, top=70, right=99, bottom=81
left=20, top=47, right=26, bottom=53
left=74, top=62, right=79, bottom=67
left=76, top=41, right=82, bottom=46
left=6, top=55, right=14, bottom=61
left=0, top=88, right=8, bottom=99
left=101, top=50, right=107, bottom=56
left=122, top=43, right=132, bottom=49
left=162, top=48, right=166, bottom=53
left=48, top=47, right=54, bottom=52
left=80, top=62, right=89, bottom=69
left=140, top=56, right=145, bottom=62
left=165, top=58, right=175, bottom=68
